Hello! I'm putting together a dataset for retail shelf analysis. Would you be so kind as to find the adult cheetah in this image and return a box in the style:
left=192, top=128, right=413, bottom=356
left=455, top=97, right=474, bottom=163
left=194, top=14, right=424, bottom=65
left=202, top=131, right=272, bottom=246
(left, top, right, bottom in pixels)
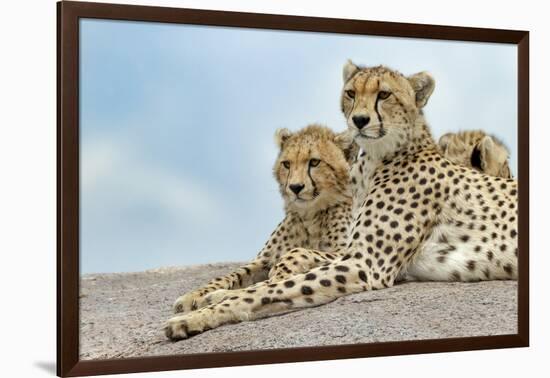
left=438, top=130, right=512, bottom=178
left=164, top=62, right=518, bottom=340
left=172, top=125, right=357, bottom=314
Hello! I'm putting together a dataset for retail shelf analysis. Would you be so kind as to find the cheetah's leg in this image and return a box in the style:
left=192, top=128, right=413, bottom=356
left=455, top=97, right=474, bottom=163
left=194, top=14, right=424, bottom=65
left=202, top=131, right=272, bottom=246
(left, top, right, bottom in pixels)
left=165, top=254, right=371, bottom=340
left=195, top=248, right=340, bottom=315
left=173, top=259, right=269, bottom=313
left=267, top=247, right=340, bottom=283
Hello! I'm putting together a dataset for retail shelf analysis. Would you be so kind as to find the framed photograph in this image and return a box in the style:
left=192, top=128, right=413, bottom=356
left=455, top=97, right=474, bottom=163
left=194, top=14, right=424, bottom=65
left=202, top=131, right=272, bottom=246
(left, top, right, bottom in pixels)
left=57, top=1, right=529, bottom=376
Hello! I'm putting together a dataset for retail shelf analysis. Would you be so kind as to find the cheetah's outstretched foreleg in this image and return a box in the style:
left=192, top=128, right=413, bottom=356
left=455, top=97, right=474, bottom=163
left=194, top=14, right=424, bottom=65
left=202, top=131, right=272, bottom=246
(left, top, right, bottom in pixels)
left=165, top=254, right=371, bottom=340
left=173, top=259, right=269, bottom=313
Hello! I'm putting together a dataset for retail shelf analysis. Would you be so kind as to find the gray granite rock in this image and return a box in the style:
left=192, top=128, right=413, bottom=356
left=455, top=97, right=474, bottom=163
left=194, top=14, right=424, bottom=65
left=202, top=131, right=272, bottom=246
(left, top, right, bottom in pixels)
left=79, top=262, right=517, bottom=360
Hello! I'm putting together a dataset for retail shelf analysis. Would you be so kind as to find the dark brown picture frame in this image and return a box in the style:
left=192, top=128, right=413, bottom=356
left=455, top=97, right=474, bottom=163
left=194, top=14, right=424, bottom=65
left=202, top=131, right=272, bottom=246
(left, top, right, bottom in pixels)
left=57, top=1, right=529, bottom=376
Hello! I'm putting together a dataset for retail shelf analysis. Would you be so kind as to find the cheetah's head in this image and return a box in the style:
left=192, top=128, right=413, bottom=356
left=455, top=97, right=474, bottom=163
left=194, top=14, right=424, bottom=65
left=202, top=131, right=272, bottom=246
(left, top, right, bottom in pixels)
left=273, top=124, right=357, bottom=213
left=439, top=131, right=512, bottom=178
left=341, top=60, right=435, bottom=156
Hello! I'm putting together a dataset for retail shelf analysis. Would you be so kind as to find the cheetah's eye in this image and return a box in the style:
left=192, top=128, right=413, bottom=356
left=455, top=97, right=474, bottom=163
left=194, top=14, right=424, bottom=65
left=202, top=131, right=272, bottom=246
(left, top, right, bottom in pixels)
left=282, top=161, right=290, bottom=169
left=309, top=158, right=321, bottom=167
left=378, top=91, right=391, bottom=100
left=345, top=90, right=356, bottom=99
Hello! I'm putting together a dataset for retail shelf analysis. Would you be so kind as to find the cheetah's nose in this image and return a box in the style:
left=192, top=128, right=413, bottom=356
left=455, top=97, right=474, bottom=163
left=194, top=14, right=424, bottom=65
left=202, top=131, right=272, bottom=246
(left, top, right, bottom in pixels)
left=352, top=115, right=370, bottom=130
left=289, top=184, right=305, bottom=195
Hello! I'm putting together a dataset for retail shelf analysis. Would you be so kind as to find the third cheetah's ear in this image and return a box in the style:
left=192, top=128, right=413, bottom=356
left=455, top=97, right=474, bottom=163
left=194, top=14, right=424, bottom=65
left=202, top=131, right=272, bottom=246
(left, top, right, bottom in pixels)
left=438, top=133, right=453, bottom=153
left=274, top=128, right=292, bottom=150
left=473, top=135, right=496, bottom=171
left=343, top=59, right=359, bottom=82
left=407, top=71, right=435, bottom=108
left=335, top=131, right=360, bottom=163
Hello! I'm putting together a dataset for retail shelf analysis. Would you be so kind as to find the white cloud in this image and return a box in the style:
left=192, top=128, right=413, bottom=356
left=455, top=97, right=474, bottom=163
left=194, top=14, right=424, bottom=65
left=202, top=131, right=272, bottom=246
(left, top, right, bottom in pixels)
left=81, top=136, right=223, bottom=224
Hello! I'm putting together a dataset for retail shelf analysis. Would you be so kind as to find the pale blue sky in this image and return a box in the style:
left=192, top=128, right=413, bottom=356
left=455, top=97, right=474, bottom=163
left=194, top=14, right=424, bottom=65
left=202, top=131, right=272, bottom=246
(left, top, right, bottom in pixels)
left=79, top=19, right=517, bottom=274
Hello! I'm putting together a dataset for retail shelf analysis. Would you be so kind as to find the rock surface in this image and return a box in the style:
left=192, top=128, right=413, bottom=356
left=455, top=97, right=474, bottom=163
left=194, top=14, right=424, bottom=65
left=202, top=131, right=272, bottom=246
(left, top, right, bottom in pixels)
left=80, top=262, right=517, bottom=360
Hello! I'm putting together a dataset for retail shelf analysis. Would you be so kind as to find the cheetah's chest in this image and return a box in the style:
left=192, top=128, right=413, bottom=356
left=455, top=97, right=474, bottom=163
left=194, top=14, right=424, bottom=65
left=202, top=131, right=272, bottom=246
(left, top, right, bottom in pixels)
left=350, top=153, right=379, bottom=219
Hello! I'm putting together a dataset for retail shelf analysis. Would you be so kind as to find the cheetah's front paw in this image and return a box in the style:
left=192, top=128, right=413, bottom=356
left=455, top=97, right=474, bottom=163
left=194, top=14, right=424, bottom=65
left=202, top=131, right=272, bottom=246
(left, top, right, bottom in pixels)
left=164, top=312, right=211, bottom=341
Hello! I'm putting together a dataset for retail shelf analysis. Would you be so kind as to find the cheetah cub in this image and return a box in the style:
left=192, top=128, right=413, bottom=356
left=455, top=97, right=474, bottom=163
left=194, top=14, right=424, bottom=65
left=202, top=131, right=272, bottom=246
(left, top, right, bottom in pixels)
left=439, top=130, right=512, bottom=178
left=164, top=63, right=517, bottom=340
left=172, top=125, right=357, bottom=314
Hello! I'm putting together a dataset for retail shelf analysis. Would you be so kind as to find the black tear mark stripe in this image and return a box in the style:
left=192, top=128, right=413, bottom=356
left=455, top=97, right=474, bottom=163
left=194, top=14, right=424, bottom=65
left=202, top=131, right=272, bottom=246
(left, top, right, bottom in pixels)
left=374, top=90, right=384, bottom=132
left=307, top=164, right=317, bottom=195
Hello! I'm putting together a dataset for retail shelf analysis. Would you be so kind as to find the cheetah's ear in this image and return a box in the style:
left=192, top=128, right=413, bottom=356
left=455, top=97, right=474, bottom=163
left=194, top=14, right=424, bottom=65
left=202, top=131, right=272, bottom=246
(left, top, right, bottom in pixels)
left=473, top=135, right=496, bottom=171
left=438, top=133, right=453, bottom=153
left=343, top=59, right=359, bottom=82
left=407, top=71, right=435, bottom=108
left=335, top=131, right=360, bottom=163
left=274, top=128, right=292, bottom=150
left=471, top=143, right=484, bottom=171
